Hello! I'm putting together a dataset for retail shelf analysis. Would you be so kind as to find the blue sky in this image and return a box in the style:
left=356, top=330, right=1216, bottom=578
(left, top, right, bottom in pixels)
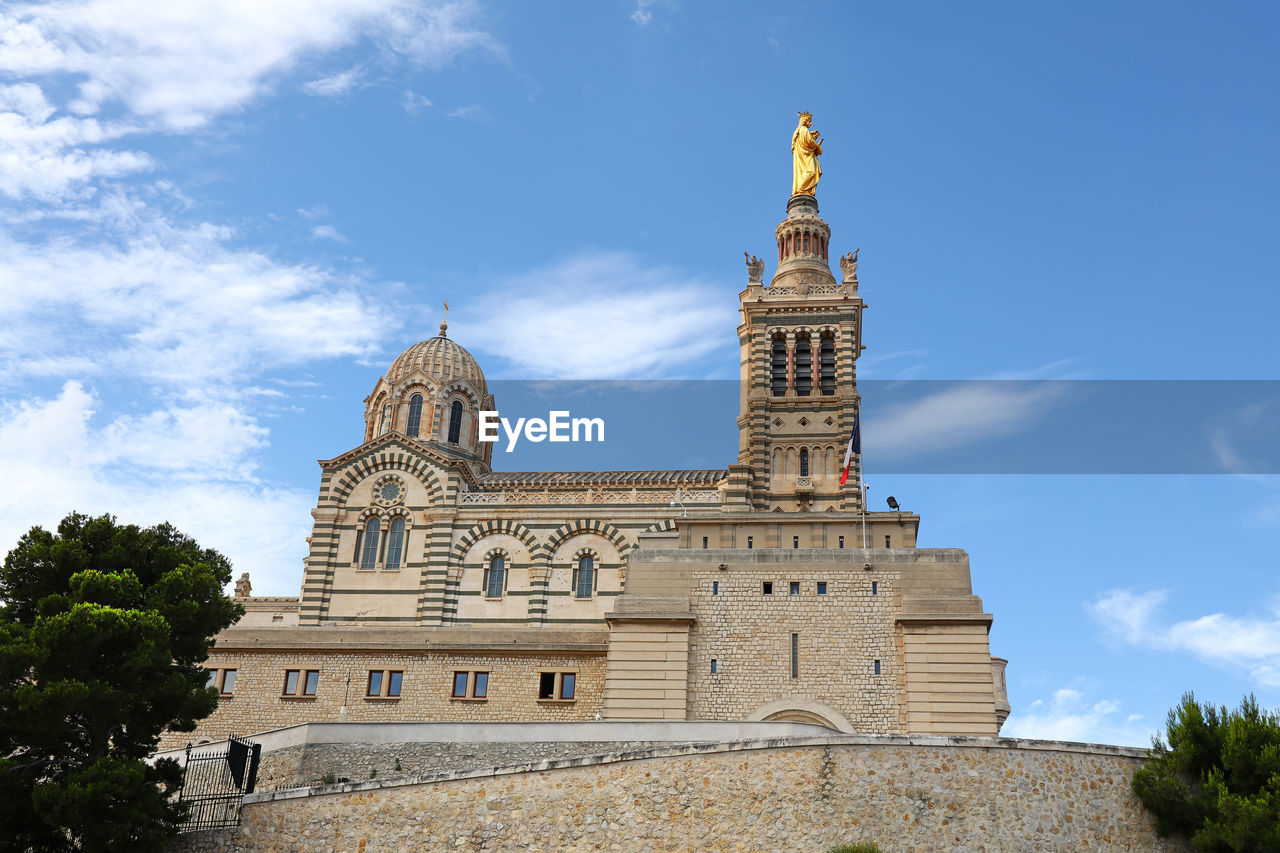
left=1, top=1, right=1278, bottom=746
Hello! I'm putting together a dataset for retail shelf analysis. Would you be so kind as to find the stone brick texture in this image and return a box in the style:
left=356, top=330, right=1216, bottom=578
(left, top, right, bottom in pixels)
left=161, top=651, right=605, bottom=751
left=253, top=740, right=707, bottom=790
left=688, top=569, right=899, bottom=730
left=169, top=738, right=1188, bottom=852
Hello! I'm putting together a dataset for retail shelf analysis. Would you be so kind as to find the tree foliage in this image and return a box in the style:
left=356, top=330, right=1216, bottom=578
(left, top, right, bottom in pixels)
left=0, top=513, right=242, bottom=851
left=1133, top=692, right=1280, bottom=852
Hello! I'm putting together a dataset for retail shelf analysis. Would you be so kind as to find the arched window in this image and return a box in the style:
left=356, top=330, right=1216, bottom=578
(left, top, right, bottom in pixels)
left=800, top=448, right=809, bottom=477
left=819, top=334, right=836, bottom=396
left=484, top=555, right=505, bottom=598
left=406, top=394, right=423, bottom=437
left=770, top=336, right=788, bottom=396
left=384, top=517, right=405, bottom=570
left=447, top=400, right=463, bottom=444
left=574, top=555, right=595, bottom=599
left=794, top=336, right=812, bottom=396
left=359, top=517, right=380, bottom=570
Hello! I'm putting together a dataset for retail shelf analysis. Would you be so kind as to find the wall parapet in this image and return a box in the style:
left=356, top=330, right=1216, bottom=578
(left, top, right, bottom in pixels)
left=240, top=731, right=1154, bottom=803
left=169, top=730, right=1184, bottom=852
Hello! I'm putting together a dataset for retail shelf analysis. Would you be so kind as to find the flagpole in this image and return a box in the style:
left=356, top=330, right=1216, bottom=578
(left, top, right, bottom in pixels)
left=861, top=477, right=868, bottom=549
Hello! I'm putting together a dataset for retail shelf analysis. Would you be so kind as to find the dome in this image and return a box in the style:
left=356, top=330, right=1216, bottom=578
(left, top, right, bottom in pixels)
left=385, top=332, right=487, bottom=395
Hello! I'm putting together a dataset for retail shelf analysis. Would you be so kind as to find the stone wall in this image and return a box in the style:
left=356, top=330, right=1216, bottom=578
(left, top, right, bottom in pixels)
left=162, top=650, right=605, bottom=750
left=688, top=566, right=900, bottom=731
left=170, top=735, right=1188, bottom=852
left=254, top=739, right=709, bottom=790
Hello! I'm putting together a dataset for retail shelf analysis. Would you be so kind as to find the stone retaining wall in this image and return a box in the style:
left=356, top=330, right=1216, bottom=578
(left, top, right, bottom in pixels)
left=256, top=739, right=704, bottom=790
left=171, top=735, right=1187, bottom=852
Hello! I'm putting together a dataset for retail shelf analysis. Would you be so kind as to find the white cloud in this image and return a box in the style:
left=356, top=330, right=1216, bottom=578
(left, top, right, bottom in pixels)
left=1091, top=588, right=1280, bottom=690
left=446, top=104, right=489, bottom=121
left=864, top=382, right=1066, bottom=457
left=629, top=0, right=659, bottom=26
left=1002, top=682, right=1155, bottom=746
left=0, top=382, right=313, bottom=595
left=448, top=251, right=738, bottom=379
left=402, top=89, right=432, bottom=114
left=302, top=67, right=362, bottom=97
left=0, top=1, right=501, bottom=200
left=0, top=82, right=152, bottom=201
left=311, top=223, right=347, bottom=242
left=0, top=0, right=500, bottom=131
left=0, top=211, right=397, bottom=390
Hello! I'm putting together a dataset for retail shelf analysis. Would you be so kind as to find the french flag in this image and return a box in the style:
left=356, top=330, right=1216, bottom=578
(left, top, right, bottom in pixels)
left=839, top=411, right=861, bottom=487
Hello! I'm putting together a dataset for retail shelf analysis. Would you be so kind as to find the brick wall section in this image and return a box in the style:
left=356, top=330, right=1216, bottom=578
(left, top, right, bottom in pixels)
left=161, top=651, right=605, bottom=750
left=170, top=737, right=1189, bottom=852
left=687, top=568, right=900, bottom=731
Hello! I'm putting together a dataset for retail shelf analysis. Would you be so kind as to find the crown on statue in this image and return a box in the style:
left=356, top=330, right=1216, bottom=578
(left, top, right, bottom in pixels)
left=798, top=111, right=813, bottom=121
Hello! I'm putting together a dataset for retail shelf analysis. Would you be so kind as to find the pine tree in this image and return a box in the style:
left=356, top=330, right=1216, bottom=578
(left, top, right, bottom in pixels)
left=0, top=513, right=242, bottom=851
left=1133, top=692, right=1280, bottom=852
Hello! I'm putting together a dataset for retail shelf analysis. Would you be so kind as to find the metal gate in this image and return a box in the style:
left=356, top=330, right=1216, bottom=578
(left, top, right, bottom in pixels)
left=175, top=735, right=262, bottom=832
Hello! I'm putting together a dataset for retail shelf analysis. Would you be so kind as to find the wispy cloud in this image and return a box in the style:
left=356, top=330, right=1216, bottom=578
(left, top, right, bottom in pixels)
left=402, top=89, right=433, bottom=114
left=1002, top=683, right=1155, bottom=746
left=447, top=104, right=490, bottom=122
left=0, top=0, right=501, bottom=131
left=310, top=223, right=347, bottom=242
left=0, top=0, right=502, bottom=200
left=1091, top=588, right=1280, bottom=690
left=448, top=251, right=737, bottom=379
left=0, top=208, right=397, bottom=390
left=0, top=382, right=313, bottom=595
left=629, top=0, right=666, bottom=26
left=864, top=381, right=1066, bottom=457
left=302, top=67, right=363, bottom=97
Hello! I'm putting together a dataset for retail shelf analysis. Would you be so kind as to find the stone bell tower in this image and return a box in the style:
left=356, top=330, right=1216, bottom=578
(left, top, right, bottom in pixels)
left=736, top=192, right=865, bottom=512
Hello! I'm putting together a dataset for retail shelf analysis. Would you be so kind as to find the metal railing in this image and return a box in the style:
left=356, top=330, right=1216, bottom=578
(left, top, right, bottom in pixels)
left=175, top=735, right=262, bottom=832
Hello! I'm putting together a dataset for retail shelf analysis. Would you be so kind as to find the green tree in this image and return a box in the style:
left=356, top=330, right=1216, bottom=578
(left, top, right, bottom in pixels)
left=0, top=513, right=242, bottom=851
left=1133, top=692, right=1280, bottom=852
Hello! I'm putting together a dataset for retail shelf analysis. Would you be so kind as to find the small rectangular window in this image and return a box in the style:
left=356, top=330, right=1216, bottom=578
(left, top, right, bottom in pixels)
left=874, top=659, right=881, bottom=675
left=792, top=535, right=799, bottom=549
left=206, top=670, right=218, bottom=688
left=711, top=659, right=718, bottom=675
left=271, top=614, right=284, bottom=623
left=387, top=671, right=403, bottom=697
left=219, top=669, right=236, bottom=695
left=712, top=581, right=719, bottom=596
left=817, top=582, right=827, bottom=595
left=302, top=670, right=319, bottom=697
left=872, top=581, right=878, bottom=596
left=791, top=633, right=799, bottom=679
left=450, top=670, right=488, bottom=700
left=538, top=671, right=575, bottom=700
left=283, top=670, right=299, bottom=695
left=885, top=535, right=892, bottom=548
left=762, top=581, right=773, bottom=595
left=367, top=671, right=383, bottom=697
left=838, top=536, right=844, bottom=548
left=747, top=536, right=753, bottom=549
left=789, top=581, right=800, bottom=595
left=702, top=536, right=708, bottom=549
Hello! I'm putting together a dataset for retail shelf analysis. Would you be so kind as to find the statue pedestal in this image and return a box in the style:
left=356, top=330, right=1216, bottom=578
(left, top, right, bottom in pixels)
left=787, top=193, right=818, bottom=217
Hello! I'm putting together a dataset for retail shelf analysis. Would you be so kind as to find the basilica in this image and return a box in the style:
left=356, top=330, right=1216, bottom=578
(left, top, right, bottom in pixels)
left=171, top=143, right=1009, bottom=747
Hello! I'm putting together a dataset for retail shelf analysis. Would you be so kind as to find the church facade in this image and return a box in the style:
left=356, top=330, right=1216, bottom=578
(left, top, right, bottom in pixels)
left=171, top=188, right=1009, bottom=748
